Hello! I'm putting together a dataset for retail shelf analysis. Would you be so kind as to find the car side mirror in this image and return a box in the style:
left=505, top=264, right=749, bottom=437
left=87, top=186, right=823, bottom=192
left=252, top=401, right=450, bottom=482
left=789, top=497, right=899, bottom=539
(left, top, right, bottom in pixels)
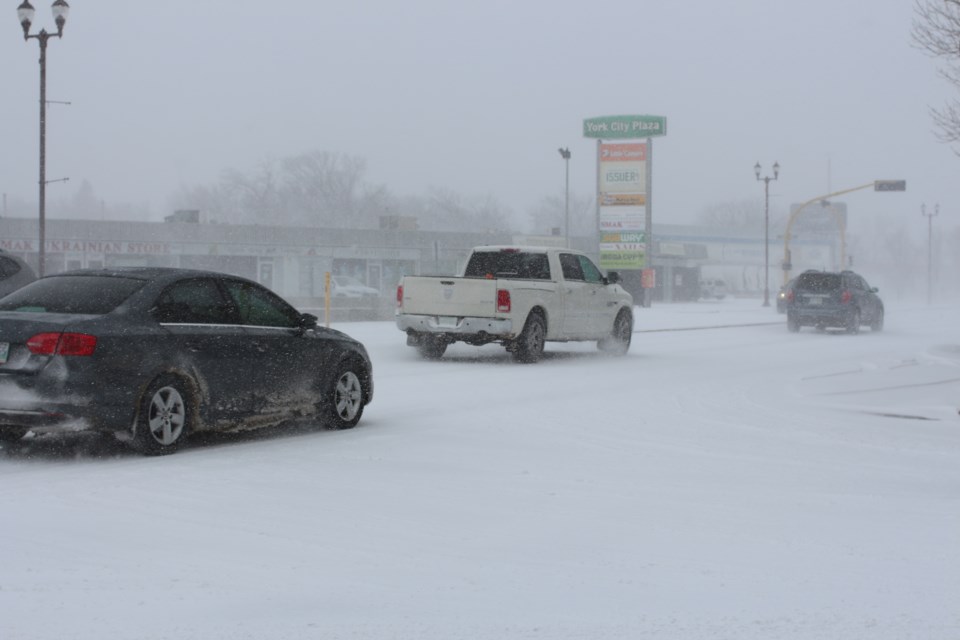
left=871, top=287, right=879, bottom=293
left=606, top=271, right=622, bottom=285
left=299, top=312, right=319, bottom=329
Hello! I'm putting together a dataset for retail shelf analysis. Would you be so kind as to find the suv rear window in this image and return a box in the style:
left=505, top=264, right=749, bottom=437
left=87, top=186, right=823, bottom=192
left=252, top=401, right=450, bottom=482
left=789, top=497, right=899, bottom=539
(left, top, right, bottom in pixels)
left=795, top=272, right=840, bottom=293
left=463, top=251, right=551, bottom=280
left=0, top=275, right=146, bottom=314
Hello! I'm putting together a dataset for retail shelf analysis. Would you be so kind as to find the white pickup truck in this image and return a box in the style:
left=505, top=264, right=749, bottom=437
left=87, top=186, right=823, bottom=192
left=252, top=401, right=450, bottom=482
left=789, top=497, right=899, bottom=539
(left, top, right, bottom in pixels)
left=395, top=246, right=634, bottom=362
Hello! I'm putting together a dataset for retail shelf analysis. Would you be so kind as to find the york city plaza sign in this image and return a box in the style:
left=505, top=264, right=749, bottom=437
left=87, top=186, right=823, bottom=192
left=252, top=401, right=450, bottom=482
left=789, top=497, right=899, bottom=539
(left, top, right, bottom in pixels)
left=583, top=115, right=667, bottom=139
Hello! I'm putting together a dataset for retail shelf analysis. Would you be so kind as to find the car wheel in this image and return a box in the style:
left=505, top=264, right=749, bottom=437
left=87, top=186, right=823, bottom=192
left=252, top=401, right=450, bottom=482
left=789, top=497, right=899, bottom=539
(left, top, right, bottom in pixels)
left=845, top=308, right=861, bottom=334
left=0, top=428, right=28, bottom=444
left=870, top=309, right=884, bottom=332
left=512, top=312, right=546, bottom=363
left=598, top=309, right=633, bottom=355
left=323, top=360, right=366, bottom=429
left=787, top=312, right=800, bottom=333
left=132, top=375, right=192, bottom=455
left=416, top=336, right=447, bottom=360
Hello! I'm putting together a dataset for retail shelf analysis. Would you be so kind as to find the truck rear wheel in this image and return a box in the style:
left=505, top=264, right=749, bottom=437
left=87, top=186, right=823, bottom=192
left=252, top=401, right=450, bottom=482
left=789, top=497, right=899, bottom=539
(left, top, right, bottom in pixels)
left=512, top=312, right=546, bottom=363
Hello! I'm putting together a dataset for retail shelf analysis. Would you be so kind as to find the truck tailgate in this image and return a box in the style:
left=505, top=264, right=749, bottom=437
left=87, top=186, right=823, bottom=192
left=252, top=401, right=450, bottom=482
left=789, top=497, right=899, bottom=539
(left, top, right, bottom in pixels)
left=400, top=276, right=498, bottom=317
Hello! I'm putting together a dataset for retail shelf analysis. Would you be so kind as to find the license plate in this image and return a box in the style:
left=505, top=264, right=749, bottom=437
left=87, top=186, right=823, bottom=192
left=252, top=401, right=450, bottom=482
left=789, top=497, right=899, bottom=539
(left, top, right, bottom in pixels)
left=807, top=296, right=822, bottom=305
left=0, top=342, right=8, bottom=364
left=437, top=316, right=458, bottom=328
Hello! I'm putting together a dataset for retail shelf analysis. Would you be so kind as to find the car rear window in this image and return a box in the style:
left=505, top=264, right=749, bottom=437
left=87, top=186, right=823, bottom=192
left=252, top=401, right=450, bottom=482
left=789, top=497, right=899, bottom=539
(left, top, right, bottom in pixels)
left=463, top=251, right=551, bottom=280
left=0, top=275, right=146, bottom=314
left=796, top=273, right=840, bottom=293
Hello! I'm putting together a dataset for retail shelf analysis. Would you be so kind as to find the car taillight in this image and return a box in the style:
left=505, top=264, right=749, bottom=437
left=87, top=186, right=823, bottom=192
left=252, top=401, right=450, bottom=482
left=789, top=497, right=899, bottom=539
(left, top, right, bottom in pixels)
left=26, top=332, right=97, bottom=356
left=396, top=285, right=403, bottom=308
left=841, top=290, right=852, bottom=304
left=786, top=290, right=795, bottom=302
left=497, top=289, right=511, bottom=313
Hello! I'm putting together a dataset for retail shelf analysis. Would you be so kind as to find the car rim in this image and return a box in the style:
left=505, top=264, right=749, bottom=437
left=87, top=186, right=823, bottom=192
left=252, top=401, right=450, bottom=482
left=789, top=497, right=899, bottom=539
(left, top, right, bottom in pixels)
left=335, top=371, right=363, bottom=421
left=148, top=386, right=186, bottom=446
left=617, top=316, right=631, bottom=342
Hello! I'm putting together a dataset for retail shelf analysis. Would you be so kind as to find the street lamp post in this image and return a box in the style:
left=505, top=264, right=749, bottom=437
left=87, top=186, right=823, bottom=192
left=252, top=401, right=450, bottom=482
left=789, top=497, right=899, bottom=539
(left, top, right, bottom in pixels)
left=558, top=147, right=571, bottom=247
left=17, top=0, right=70, bottom=277
left=754, top=161, right=779, bottom=307
left=921, top=203, right=939, bottom=305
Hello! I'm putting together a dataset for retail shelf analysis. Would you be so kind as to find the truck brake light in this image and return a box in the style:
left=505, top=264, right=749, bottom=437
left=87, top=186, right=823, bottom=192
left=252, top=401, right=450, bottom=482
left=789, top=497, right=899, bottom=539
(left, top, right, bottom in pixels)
left=497, top=289, right=511, bottom=313
left=396, top=285, right=404, bottom=308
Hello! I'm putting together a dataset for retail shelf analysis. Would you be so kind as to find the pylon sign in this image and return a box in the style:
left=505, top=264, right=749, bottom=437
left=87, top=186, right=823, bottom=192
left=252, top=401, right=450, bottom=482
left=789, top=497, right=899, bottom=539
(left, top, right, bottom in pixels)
left=585, top=114, right=667, bottom=273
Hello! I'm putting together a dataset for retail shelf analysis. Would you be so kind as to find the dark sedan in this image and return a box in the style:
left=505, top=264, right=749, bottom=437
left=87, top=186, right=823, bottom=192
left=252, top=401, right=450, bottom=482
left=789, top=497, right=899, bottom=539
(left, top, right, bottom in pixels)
left=0, top=268, right=373, bottom=454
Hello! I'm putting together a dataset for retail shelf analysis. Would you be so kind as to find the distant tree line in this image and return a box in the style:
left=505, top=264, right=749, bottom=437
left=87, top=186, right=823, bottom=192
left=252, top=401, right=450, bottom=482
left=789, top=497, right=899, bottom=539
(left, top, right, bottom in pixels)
left=169, top=150, right=525, bottom=233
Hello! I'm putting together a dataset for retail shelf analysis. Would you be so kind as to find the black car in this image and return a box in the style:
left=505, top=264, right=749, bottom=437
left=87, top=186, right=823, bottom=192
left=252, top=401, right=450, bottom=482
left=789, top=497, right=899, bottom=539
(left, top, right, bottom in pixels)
left=0, top=268, right=373, bottom=454
left=0, top=250, right=37, bottom=298
left=785, top=269, right=884, bottom=333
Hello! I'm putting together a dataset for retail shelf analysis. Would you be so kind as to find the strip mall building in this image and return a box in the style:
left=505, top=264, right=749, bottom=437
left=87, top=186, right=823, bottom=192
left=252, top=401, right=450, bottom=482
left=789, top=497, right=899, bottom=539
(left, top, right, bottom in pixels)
left=0, top=215, right=835, bottom=312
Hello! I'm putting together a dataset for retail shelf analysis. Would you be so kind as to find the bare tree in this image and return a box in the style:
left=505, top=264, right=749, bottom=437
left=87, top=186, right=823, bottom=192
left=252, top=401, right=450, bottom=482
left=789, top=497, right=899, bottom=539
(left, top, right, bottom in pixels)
left=221, top=161, right=285, bottom=226
left=913, top=0, right=960, bottom=147
left=282, top=151, right=368, bottom=227
left=527, top=193, right=596, bottom=237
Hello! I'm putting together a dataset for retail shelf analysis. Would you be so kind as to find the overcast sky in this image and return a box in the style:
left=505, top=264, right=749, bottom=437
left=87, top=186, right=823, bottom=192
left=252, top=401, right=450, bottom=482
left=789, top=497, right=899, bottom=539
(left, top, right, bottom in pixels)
left=2, top=0, right=956, bottom=234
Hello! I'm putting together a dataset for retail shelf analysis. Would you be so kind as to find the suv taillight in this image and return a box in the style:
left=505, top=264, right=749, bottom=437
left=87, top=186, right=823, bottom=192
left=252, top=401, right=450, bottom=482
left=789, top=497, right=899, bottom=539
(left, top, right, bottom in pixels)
left=26, top=332, right=98, bottom=356
left=497, top=289, right=511, bottom=313
left=786, top=290, right=795, bottom=302
left=840, top=290, right=852, bottom=304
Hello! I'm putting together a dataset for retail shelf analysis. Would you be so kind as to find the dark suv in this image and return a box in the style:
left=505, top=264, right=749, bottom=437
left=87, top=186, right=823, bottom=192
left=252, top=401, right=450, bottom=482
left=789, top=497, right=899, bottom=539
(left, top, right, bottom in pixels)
left=0, top=251, right=36, bottom=299
left=785, top=270, right=884, bottom=333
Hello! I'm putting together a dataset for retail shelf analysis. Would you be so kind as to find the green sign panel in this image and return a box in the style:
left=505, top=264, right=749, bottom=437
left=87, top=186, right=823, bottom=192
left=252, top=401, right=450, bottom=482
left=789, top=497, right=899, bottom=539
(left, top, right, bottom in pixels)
left=600, top=250, right=646, bottom=269
left=583, top=115, right=667, bottom=139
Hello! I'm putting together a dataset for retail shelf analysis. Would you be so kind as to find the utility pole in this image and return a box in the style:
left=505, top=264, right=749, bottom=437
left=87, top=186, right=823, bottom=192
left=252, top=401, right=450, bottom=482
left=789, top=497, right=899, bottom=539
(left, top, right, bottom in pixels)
left=558, top=147, right=571, bottom=248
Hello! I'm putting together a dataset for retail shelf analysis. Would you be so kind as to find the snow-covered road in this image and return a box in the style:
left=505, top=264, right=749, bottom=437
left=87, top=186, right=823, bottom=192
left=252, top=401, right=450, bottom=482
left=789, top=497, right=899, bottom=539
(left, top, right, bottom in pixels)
left=2, top=299, right=958, bottom=639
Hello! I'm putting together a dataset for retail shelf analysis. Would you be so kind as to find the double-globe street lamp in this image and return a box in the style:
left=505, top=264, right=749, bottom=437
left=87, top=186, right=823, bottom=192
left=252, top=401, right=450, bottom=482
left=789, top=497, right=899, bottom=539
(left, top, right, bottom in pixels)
left=17, top=0, right=70, bottom=277
left=754, top=161, right=779, bottom=307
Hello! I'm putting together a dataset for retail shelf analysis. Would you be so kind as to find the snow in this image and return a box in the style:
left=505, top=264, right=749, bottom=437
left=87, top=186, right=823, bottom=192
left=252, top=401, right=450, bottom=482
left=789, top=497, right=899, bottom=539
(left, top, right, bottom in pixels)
left=2, top=298, right=959, bottom=639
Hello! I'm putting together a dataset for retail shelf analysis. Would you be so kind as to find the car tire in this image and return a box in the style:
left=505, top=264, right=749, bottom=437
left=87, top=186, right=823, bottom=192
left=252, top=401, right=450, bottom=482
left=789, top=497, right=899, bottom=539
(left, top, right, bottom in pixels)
left=845, top=308, right=861, bottom=334
left=787, top=313, right=800, bottom=333
left=870, top=309, right=884, bottom=332
left=599, top=309, right=633, bottom=355
left=322, top=360, right=366, bottom=429
left=512, top=312, right=546, bottom=363
left=416, top=336, right=447, bottom=360
left=132, top=375, right=192, bottom=455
